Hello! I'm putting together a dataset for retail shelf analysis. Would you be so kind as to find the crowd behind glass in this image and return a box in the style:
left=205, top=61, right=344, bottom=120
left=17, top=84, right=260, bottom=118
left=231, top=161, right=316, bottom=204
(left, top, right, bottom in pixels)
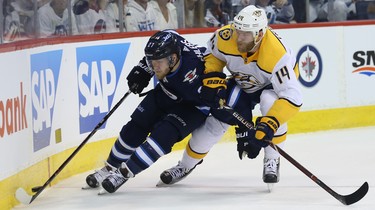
left=0, top=0, right=374, bottom=44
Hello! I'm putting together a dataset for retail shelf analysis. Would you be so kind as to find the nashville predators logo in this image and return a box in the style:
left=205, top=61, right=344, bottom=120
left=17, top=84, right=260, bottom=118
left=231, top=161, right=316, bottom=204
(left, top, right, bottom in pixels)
left=231, top=71, right=261, bottom=90
left=253, top=10, right=262, bottom=17
left=219, top=28, right=232, bottom=41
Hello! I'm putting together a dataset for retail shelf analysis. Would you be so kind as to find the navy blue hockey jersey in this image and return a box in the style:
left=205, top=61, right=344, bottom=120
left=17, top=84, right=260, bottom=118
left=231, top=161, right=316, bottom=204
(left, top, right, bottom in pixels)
left=153, top=32, right=208, bottom=111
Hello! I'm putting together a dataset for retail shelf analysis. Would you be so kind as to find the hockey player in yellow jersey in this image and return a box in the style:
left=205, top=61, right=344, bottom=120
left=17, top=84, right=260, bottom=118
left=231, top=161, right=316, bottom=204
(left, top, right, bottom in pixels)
left=158, top=5, right=303, bottom=189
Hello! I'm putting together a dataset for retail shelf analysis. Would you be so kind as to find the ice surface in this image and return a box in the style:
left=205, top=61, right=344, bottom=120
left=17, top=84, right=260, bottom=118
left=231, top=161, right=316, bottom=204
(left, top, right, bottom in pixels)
left=13, top=126, right=375, bottom=210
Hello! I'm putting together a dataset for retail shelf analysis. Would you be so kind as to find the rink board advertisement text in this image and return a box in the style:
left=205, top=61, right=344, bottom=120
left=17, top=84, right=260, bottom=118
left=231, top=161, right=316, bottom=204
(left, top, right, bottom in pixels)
left=0, top=23, right=374, bottom=210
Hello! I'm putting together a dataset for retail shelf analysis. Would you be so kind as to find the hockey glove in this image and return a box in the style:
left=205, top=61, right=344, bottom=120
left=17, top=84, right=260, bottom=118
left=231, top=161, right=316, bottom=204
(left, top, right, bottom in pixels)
left=127, top=57, right=154, bottom=94
left=236, top=126, right=264, bottom=159
left=255, top=116, right=280, bottom=142
left=200, top=72, right=227, bottom=109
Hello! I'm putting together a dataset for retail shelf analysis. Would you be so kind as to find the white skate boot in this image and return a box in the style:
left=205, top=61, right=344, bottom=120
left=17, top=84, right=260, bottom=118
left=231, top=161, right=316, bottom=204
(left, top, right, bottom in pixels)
left=263, top=157, right=280, bottom=192
left=100, top=163, right=134, bottom=194
left=85, top=163, right=116, bottom=189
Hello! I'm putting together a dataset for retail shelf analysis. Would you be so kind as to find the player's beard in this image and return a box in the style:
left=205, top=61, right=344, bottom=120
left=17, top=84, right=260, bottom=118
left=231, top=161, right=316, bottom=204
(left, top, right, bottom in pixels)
left=237, top=40, right=255, bottom=53
left=154, top=67, right=172, bottom=80
left=155, top=71, right=168, bottom=80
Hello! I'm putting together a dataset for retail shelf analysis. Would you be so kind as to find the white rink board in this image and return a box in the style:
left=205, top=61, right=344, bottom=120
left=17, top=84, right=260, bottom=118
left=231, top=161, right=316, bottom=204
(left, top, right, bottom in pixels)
left=343, top=25, right=375, bottom=106
left=0, top=24, right=374, bottom=181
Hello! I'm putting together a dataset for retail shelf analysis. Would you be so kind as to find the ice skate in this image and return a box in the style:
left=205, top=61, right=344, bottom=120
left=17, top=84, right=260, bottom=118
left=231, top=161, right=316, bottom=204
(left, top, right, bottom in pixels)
left=100, top=163, right=134, bottom=194
left=263, top=157, right=280, bottom=192
left=157, top=160, right=203, bottom=186
left=84, top=163, right=115, bottom=189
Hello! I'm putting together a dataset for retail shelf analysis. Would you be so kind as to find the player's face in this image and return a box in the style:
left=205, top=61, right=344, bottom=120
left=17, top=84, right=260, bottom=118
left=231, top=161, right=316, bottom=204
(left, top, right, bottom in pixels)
left=150, top=57, right=171, bottom=80
left=235, top=29, right=255, bottom=53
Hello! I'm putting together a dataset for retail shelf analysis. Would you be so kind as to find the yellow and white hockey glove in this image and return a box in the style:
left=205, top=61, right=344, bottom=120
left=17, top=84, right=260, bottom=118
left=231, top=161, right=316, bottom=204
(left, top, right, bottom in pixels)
left=255, top=116, right=280, bottom=142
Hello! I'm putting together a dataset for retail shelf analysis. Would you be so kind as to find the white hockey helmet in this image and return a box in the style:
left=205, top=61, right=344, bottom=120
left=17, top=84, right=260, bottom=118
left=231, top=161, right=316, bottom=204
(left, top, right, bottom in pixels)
left=233, top=5, right=268, bottom=45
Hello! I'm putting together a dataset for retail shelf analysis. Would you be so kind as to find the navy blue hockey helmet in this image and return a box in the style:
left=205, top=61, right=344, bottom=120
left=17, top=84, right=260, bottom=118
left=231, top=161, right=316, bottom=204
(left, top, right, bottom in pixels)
left=144, top=31, right=181, bottom=62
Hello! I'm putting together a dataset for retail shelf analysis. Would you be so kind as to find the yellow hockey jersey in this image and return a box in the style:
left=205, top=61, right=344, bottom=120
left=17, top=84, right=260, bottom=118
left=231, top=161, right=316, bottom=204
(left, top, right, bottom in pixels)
left=204, top=25, right=303, bottom=125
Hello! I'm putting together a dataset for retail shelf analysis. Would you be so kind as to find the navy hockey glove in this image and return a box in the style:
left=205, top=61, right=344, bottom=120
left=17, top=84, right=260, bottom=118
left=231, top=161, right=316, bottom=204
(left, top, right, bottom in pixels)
left=255, top=116, right=279, bottom=142
left=127, top=57, right=154, bottom=94
left=200, top=72, right=227, bottom=109
left=236, top=127, right=265, bottom=159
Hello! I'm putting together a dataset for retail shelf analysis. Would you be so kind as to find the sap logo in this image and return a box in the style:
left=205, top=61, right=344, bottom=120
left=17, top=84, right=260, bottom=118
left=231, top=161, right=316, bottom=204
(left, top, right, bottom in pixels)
left=352, top=50, right=375, bottom=76
left=76, top=43, right=130, bottom=133
left=78, top=60, right=117, bottom=116
left=30, top=50, right=62, bottom=152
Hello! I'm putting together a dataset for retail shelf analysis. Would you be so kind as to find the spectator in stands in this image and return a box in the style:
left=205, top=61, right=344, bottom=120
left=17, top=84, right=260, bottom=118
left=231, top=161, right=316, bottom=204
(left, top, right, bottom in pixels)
left=242, top=0, right=255, bottom=6
left=236, top=0, right=294, bottom=24
left=125, top=0, right=157, bottom=31
left=221, top=0, right=234, bottom=19
left=104, top=0, right=129, bottom=32
left=73, top=0, right=110, bottom=34
left=271, top=0, right=295, bottom=23
left=3, top=0, right=50, bottom=40
left=184, top=0, right=206, bottom=28
left=368, top=1, right=375, bottom=19
left=3, top=0, right=22, bottom=42
left=351, top=0, right=375, bottom=20
left=38, top=0, right=78, bottom=37
left=204, top=0, right=230, bottom=27
left=253, top=0, right=277, bottom=24
left=149, top=0, right=178, bottom=30
left=232, top=0, right=255, bottom=17
left=292, top=0, right=306, bottom=22
left=307, top=0, right=349, bottom=22
left=325, top=0, right=349, bottom=21
left=7, top=0, right=34, bottom=37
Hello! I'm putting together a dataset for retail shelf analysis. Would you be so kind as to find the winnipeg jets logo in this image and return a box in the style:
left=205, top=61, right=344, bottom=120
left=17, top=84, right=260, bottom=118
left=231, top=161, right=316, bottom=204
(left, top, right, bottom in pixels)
left=183, top=69, right=198, bottom=83
left=296, top=45, right=322, bottom=87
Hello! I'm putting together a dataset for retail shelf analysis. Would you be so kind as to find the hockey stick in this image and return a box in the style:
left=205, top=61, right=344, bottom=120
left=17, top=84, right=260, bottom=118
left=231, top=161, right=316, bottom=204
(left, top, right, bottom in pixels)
left=222, top=105, right=369, bottom=205
left=15, top=90, right=132, bottom=204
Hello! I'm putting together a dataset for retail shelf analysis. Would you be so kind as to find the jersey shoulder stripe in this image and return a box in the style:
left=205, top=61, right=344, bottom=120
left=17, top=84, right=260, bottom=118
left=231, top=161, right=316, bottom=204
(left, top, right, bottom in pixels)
left=215, top=25, right=241, bottom=56
left=257, top=29, right=288, bottom=73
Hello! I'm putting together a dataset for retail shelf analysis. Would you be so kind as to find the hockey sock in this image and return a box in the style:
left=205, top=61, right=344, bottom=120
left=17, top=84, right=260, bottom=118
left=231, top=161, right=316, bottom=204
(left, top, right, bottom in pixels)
left=126, top=137, right=166, bottom=175
left=107, top=136, right=136, bottom=168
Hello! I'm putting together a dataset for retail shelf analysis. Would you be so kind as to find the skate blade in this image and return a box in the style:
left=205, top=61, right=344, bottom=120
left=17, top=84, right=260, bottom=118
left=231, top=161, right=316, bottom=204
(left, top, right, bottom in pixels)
left=156, top=180, right=170, bottom=187
left=267, top=183, right=274, bottom=193
left=81, top=185, right=97, bottom=190
left=98, top=188, right=107, bottom=195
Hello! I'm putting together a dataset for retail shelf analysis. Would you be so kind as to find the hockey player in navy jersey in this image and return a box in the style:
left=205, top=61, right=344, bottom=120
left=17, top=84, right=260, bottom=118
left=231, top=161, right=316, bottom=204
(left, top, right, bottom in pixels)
left=84, top=30, right=227, bottom=194
left=159, top=5, right=303, bottom=190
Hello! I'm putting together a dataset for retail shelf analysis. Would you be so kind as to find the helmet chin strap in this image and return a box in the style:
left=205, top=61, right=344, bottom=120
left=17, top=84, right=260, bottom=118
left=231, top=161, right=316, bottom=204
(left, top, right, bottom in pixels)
left=248, top=41, right=260, bottom=53
left=168, top=55, right=179, bottom=72
left=250, top=29, right=265, bottom=52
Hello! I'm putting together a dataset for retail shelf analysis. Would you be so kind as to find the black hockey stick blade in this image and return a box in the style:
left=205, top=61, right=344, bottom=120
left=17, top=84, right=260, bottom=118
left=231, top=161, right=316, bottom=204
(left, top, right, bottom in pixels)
left=32, top=186, right=42, bottom=192
left=273, top=144, right=369, bottom=206
left=15, top=90, right=132, bottom=204
left=222, top=105, right=369, bottom=205
left=339, top=182, right=369, bottom=205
